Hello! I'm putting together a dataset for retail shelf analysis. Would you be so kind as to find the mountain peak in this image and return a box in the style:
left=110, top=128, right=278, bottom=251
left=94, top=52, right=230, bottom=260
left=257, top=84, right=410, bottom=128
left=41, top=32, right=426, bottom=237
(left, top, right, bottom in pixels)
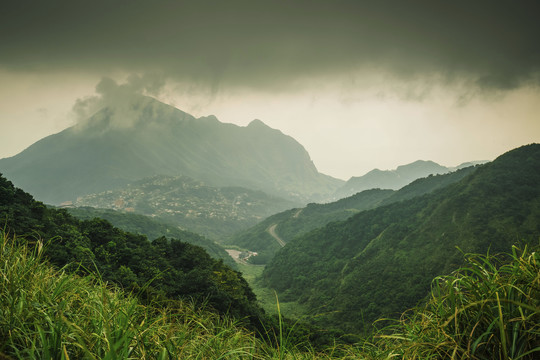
left=335, top=160, right=450, bottom=199
left=197, top=115, right=220, bottom=124
left=0, top=97, right=342, bottom=204
left=247, top=119, right=269, bottom=128
left=75, top=95, right=194, bottom=134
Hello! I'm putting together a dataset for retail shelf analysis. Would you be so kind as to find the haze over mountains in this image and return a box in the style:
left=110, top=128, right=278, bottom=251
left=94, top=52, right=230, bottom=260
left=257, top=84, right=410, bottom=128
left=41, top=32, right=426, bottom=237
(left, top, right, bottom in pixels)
left=0, top=96, right=341, bottom=205
left=334, top=160, right=487, bottom=199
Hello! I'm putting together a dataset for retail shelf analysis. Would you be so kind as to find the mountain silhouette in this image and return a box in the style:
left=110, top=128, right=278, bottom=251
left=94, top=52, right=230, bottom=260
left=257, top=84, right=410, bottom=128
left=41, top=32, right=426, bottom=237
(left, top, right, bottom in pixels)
left=0, top=96, right=342, bottom=204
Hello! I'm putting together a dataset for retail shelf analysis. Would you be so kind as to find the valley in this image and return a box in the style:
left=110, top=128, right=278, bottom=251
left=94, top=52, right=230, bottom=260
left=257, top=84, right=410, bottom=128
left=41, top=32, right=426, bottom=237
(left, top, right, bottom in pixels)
left=0, top=96, right=538, bottom=358
left=2, top=2, right=539, bottom=358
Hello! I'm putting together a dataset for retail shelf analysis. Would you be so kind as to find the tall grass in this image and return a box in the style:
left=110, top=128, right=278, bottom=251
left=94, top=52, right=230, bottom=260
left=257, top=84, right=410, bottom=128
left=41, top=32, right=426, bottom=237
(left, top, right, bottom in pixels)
left=0, top=231, right=352, bottom=359
left=372, top=244, right=540, bottom=359
left=1, top=230, right=538, bottom=359
left=0, top=232, right=266, bottom=359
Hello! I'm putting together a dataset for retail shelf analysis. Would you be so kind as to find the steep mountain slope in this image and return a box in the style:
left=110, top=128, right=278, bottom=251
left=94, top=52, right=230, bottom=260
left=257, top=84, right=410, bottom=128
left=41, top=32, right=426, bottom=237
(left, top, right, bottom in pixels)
left=0, top=95, right=342, bottom=204
left=227, top=166, right=478, bottom=263
left=262, top=144, right=540, bottom=333
left=334, top=160, right=451, bottom=199
left=72, top=175, right=298, bottom=241
left=226, top=189, right=394, bottom=263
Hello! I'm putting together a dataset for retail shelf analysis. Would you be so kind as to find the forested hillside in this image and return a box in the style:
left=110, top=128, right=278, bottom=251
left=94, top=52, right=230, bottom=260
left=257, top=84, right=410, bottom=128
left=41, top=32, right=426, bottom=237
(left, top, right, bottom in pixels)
left=4, top=230, right=538, bottom=359
left=0, top=173, right=263, bottom=327
left=228, top=165, right=477, bottom=263
left=226, top=189, right=393, bottom=263
left=66, top=206, right=236, bottom=267
left=263, top=144, right=540, bottom=333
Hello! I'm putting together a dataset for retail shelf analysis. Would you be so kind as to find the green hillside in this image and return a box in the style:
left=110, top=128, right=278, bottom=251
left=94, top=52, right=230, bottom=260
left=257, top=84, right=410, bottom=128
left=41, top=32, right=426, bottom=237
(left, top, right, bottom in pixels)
left=66, top=206, right=237, bottom=268
left=2, top=230, right=538, bottom=359
left=262, top=144, right=540, bottom=333
left=226, top=189, right=393, bottom=263
left=227, top=166, right=477, bottom=264
left=0, top=173, right=263, bottom=328
left=334, top=160, right=450, bottom=199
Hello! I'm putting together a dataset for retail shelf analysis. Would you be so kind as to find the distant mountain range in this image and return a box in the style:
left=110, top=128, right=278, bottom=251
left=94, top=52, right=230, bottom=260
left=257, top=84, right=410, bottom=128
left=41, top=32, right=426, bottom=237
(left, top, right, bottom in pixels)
left=334, top=160, right=487, bottom=199
left=262, top=144, right=540, bottom=333
left=0, top=95, right=342, bottom=205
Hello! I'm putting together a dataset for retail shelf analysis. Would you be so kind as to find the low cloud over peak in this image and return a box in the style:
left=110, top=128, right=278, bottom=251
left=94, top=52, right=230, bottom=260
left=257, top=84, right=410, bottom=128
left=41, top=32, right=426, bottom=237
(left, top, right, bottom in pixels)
left=72, top=74, right=168, bottom=130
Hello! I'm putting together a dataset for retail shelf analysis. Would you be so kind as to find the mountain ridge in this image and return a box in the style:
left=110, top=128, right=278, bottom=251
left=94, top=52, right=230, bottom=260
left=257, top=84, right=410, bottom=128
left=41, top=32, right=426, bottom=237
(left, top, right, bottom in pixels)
left=226, top=165, right=478, bottom=263
left=334, top=159, right=487, bottom=199
left=0, top=96, right=343, bottom=204
left=262, top=143, right=540, bottom=333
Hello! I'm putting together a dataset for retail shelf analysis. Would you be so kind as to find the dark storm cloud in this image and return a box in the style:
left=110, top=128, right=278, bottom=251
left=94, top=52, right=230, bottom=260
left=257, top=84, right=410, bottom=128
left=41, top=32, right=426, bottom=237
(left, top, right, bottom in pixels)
left=1, top=0, right=539, bottom=91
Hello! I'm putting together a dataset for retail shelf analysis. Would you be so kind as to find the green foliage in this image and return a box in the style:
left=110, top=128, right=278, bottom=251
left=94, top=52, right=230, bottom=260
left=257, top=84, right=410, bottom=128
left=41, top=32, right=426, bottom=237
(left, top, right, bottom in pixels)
left=378, top=165, right=478, bottom=206
left=1, top=231, right=538, bottom=359
left=372, top=244, right=540, bottom=359
left=263, top=144, right=540, bottom=333
left=0, top=232, right=265, bottom=359
left=0, top=231, right=355, bottom=359
left=228, top=166, right=475, bottom=264
left=67, top=206, right=237, bottom=267
left=0, top=173, right=264, bottom=330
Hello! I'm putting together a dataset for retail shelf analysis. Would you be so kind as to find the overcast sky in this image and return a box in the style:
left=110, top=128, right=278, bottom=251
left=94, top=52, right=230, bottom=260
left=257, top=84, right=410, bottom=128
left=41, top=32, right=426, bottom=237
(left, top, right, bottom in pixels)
left=1, top=0, right=539, bottom=180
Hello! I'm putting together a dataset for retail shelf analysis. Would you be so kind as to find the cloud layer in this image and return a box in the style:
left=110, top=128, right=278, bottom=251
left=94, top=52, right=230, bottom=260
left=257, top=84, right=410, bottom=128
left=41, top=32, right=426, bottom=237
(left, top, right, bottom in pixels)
left=2, top=0, right=539, bottom=92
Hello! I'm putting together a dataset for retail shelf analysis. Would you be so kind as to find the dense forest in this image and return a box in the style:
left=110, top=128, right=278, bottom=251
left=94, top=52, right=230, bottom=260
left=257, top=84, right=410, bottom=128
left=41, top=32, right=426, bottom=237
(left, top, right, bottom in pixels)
left=66, top=206, right=237, bottom=268
left=263, top=144, right=540, bottom=333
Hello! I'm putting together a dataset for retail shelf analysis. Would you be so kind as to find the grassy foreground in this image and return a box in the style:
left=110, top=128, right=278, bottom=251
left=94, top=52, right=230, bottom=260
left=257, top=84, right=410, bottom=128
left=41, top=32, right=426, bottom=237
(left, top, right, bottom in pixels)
left=1, top=231, right=539, bottom=359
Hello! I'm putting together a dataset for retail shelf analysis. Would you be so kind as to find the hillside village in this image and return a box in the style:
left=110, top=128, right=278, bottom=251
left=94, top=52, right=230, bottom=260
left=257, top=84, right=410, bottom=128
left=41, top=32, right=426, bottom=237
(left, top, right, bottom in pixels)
left=74, top=175, right=296, bottom=239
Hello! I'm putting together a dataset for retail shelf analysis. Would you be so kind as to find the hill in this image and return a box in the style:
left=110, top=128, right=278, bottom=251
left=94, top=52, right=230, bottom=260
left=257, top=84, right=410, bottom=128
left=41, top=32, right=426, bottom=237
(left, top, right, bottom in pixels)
left=0, top=95, right=342, bottom=205
left=66, top=206, right=237, bottom=268
left=334, top=160, right=465, bottom=199
left=72, top=175, right=298, bottom=241
left=227, top=165, right=478, bottom=263
left=262, top=144, right=540, bottom=333
left=0, top=172, right=263, bottom=326
left=226, top=189, right=394, bottom=264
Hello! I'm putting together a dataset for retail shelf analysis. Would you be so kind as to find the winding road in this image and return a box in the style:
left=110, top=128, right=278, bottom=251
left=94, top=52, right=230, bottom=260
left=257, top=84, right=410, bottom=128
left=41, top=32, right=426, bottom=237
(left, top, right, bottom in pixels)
left=267, top=224, right=286, bottom=247
left=266, top=208, right=303, bottom=248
